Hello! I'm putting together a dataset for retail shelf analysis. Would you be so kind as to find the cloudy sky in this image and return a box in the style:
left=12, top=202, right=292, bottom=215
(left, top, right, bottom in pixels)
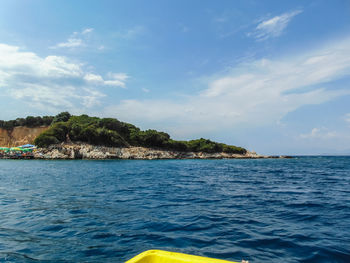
left=0, top=0, right=350, bottom=155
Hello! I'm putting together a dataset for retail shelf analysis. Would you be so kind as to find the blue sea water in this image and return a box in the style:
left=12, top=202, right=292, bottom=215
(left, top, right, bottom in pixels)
left=0, top=157, right=349, bottom=263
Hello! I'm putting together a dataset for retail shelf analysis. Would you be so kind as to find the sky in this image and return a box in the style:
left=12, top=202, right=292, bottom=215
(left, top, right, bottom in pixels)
left=0, top=0, right=350, bottom=155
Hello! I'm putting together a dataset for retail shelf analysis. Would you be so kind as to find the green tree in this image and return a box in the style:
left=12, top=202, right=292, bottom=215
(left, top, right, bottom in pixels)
left=52, top=112, right=71, bottom=124
left=15, top=118, right=26, bottom=126
left=42, top=116, right=54, bottom=126
left=25, top=116, right=37, bottom=127
left=34, top=134, right=59, bottom=147
left=3, top=120, right=16, bottom=129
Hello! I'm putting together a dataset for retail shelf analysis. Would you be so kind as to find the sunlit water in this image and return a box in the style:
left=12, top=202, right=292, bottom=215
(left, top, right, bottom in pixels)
left=0, top=157, right=349, bottom=262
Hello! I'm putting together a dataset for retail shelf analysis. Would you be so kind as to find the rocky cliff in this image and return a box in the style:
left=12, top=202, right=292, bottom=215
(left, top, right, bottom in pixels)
left=0, top=126, right=49, bottom=147
left=33, top=143, right=276, bottom=159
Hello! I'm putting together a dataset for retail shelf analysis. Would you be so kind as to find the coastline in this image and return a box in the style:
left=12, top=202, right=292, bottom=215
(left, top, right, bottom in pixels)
left=30, top=143, right=291, bottom=160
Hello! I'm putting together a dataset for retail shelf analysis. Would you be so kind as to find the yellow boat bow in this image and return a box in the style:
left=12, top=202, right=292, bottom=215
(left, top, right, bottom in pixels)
left=125, top=250, right=241, bottom=263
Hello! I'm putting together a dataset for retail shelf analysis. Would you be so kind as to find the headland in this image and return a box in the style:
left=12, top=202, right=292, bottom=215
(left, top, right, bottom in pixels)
left=0, top=112, right=291, bottom=160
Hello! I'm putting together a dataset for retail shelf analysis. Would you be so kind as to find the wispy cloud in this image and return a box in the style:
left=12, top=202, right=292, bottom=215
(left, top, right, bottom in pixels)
left=345, top=113, right=350, bottom=124
left=0, top=43, right=128, bottom=111
left=299, top=127, right=337, bottom=139
left=82, top=28, right=94, bottom=35
left=51, top=28, right=94, bottom=49
left=54, top=38, right=83, bottom=48
left=83, top=72, right=128, bottom=88
left=214, top=15, right=229, bottom=23
left=248, top=10, right=302, bottom=41
left=104, top=37, right=350, bottom=138
left=107, top=72, right=129, bottom=81
left=113, top=26, right=146, bottom=39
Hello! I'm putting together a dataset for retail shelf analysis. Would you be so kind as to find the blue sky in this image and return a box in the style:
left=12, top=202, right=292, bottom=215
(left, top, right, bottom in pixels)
left=0, top=0, right=350, bottom=155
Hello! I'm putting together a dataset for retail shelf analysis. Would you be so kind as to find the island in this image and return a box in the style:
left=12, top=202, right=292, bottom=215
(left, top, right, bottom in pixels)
left=0, top=112, right=289, bottom=159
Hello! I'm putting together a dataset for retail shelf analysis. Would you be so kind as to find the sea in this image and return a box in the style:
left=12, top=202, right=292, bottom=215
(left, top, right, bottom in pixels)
left=0, top=157, right=349, bottom=263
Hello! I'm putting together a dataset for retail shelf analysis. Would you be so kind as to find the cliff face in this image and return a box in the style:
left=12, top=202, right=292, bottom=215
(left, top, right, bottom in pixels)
left=0, top=126, right=49, bottom=147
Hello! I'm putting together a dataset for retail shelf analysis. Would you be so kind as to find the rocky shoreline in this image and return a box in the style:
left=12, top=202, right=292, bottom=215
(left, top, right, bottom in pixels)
left=32, top=143, right=291, bottom=160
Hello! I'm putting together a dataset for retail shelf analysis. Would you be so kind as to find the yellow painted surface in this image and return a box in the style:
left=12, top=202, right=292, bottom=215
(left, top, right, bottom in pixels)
left=125, top=250, right=239, bottom=263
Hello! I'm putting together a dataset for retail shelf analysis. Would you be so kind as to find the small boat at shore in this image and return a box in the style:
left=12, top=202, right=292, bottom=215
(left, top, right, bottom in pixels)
left=125, top=250, right=241, bottom=263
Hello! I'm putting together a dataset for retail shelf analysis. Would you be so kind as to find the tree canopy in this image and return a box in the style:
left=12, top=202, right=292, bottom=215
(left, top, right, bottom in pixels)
left=13, top=112, right=246, bottom=154
left=0, top=115, right=54, bottom=129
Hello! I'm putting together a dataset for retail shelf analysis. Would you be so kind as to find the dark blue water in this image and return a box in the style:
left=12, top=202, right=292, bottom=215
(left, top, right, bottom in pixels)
left=0, top=157, right=349, bottom=263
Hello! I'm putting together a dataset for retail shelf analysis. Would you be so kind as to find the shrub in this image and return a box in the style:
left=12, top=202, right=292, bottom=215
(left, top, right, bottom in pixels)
left=42, top=116, right=54, bottom=126
left=81, top=125, right=99, bottom=144
left=98, top=118, right=122, bottom=131
left=52, top=112, right=71, bottom=124
left=94, top=128, right=127, bottom=147
left=15, top=118, right=26, bottom=126
left=34, top=122, right=69, bottom=147
left=34, top=134, right=60, bottom=147
left=222, top=145, right=247, bottom=154
left=2, top=120, right=16, bottom=129
left=48, top=122, right=69, bottom=141
left=164, top=139, right=189, bottom=151
left=184, top=138, right=222, bottom=153
left=25, top=116, right=39, bottom=127
left=130, top=129, right=170, bottom=148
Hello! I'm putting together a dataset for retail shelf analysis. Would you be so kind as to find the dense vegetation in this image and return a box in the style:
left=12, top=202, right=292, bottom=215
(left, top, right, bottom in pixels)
left=0, top=115, right=54, bottom=129
left=3, top=112, right=246, bottom=154
left=0, top=111, right=73, bottom=130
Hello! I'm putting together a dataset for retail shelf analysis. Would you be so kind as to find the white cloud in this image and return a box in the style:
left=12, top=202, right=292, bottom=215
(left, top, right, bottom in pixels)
left=300, top=128, right=337, bottom=139
left=248, top=10, right=302, bottom=41
left=81, top=88, right=105, bottom=108
left=54, top=38, right=83, bottom=48
left=107, top=72, right=129, bottom=81
left=104, top=37, right=350, bottom=138
left=40, top=56, right=82, bottom=77
left=51, top=28, right=94, bottom=49
left=0, top=43, right=129, bottom=111
left=84, top=73, right=104, bottom=83
left=82, top=28, right=94, bottom=35
left=104, top=79, right=126, bottom=88
left=345, top=113, right=350, bottom=124
left=83, top=72, right=129, bottom=88
left=103, top=72, right=129, bottom=88
left=83, top=72, right=128, bottom=88
left=142, top=88, right=150, bottom=93
left=0, top=44, right=82, bottom=78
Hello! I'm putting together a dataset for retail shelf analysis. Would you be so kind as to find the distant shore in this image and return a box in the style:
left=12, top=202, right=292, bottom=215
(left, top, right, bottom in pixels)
left=30, top=143, right=292, bottom=160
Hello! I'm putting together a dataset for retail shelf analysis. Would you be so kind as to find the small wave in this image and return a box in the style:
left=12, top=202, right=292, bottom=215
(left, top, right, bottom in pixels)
left=299, top=247, right=350, bottom=263
left=287, top=202, right=325, bottom=209
left=91, top=232, right=117, bottom=239
left=0, top=252, right=44, bottom=262
left=40, top=225, right=65, bottom=232
left=68, top=209, right=87, bottom=214
left=277, top=211, right=319, bottom=222
left=238, top=237, right=298, bottom=250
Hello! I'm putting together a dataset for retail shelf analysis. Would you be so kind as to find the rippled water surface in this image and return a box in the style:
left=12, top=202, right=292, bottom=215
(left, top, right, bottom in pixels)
left=0, top=157, right=349, bottom=262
